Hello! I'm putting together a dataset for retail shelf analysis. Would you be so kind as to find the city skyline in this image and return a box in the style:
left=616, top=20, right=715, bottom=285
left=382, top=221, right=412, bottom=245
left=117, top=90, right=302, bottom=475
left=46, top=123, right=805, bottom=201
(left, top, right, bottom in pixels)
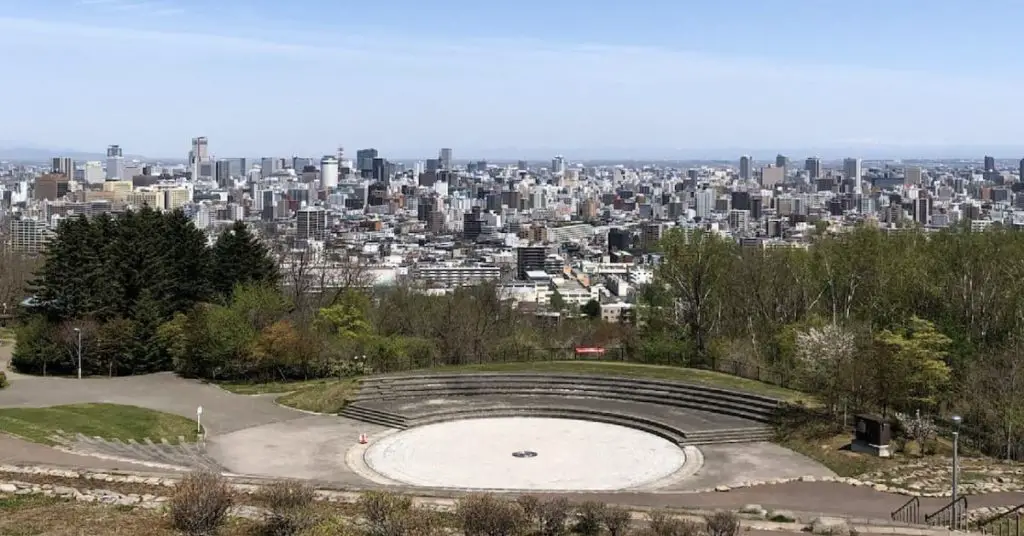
left=4, top=0, right=1024, bottom=157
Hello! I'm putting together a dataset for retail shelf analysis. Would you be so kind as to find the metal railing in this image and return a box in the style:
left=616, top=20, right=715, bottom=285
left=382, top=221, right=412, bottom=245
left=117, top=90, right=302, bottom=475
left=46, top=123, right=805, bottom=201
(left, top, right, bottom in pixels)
left=925, top=496, right=968, bottom=530
left=978, top=504, right=1024, bottom=536
left=891, top=496, right=921, bottom=525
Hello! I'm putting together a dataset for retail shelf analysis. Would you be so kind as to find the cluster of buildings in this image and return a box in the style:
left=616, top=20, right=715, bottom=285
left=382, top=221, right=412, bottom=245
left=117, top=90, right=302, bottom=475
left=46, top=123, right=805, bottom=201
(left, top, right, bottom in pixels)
left=3, top=139, right=1023, bottom=322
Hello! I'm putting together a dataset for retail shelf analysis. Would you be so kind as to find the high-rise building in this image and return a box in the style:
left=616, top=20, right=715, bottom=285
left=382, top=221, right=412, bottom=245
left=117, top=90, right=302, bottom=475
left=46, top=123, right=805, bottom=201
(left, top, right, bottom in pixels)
left=551, top=155, right=566, bottom=175
left=694, top=188, right=715, bottom=220
left=905, top=166, right=923, bottom=185
left=356, top=149, right=378, bottom=177
left=51, top=157, right=74, bottom=178
left=320, top=156, right=339, bottom=189
left=106, top=145, right=124, bottom=180
left=984, top=155, right=996, bottom=173
left=804, top=157, right=822, bottom=179
left=843, top=158, right=862, bottom=192
left=296, top=206, right=328, bottom=240
left=1019, top=158, right=1024, bottom=181
left=739, top=155, right=752, bottom=181
left=189, top=137, right=209, bottom=180
left=760, top=165, right=785, bottom=188
left=516, top=246, right=547, bottom=279
left=34, top=173, right=69, bottom=201
left=260, top=157, right=282, bottom=178
left=439, top=148, right=453, bottom=170
left=775, top=154, right=788, bottom=170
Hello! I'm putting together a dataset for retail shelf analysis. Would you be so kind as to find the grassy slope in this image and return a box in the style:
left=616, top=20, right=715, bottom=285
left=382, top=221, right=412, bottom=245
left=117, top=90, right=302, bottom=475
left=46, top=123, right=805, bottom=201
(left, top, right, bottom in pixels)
left=274, top=361, right=808, bottom=414
left=0, top=403, right=200, bottom=445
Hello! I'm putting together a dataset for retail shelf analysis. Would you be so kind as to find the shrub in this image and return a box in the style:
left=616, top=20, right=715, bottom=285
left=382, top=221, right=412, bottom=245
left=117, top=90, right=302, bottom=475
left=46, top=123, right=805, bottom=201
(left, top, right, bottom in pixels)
left=457, top=494, right=527, bottom=536
left=257, top=481, right=317, bottom=536
left=539, top=497, right=572, bottom=536
left=358, top=491, right=414, bottom=536
left=572, top=501, right=607, bottom=536
left=645, top=511, right=704, bottom=536
left=516, top=495, right=541, bottom=526
left=601, top=505, right=633, bottom=536
left=705, top=511, right=740, bottom=536
left=168, top=472, right=234, bottom=536
left=0, top=371, right=7, bottom=389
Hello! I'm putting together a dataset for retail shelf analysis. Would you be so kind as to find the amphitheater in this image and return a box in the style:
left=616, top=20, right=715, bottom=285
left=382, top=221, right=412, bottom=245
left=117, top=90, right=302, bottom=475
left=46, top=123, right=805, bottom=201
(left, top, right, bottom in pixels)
left=4, top=346, right=1024, bottom=529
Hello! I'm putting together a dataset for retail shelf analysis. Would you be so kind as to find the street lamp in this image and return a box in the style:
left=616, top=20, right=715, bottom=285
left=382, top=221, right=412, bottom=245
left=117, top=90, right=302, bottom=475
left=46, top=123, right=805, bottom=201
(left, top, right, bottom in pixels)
left=73, top=328, right=82, bottom=380
left=952, top=414, right=962, bottom=527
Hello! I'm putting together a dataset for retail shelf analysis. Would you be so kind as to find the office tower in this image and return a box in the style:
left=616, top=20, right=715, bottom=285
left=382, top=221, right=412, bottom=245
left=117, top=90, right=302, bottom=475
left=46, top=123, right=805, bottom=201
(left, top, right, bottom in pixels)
left=1019, top=158, right=1024, bottom=181
left=320, top=156, right=339, bottom=189
left=189, top=137, right=209, bottom=180
left=51, top=157, right=74, bottom=178
left=517, top=160, right=528, bottom=171
left=106, top=145, right=124, bottom=180
left=804, top=157, right=822, bottom=179
left=83, top=161, right=104, bottom=184
left=34, top=173, right=69, bottom=201
left=551, top=155, right=566, bottom=175
left=843, top=158, right=862, bottom=192
left=516, top=246, right=546, bottom=279
left=761, top=165, right=785, bottom=188
left=463, top=208, right=484, bottom=241
left=694, top=188, right=715, bottom=220
left=260, top=157, right=282, bottom=178
left=905, top=166, right=923, bottom=185
left=214, top=159, right=233, bottom=187
left=439, top=148, right=453, bottom=170
left=356, top=148, right=378, bottom=177
left=984, top=155, right=996, bottom=173
left=371, top=157, right=388, bottom=183
left=296, top=206, right=328, bottom=240
left=739, top=155, right=752, bottom=181
left=775, top=154, right=788, bottom=169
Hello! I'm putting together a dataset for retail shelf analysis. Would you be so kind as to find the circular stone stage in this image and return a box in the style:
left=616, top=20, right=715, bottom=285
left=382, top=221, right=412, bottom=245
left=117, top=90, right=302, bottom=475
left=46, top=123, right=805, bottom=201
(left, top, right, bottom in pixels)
left=361, top=417, right=689, bottom=491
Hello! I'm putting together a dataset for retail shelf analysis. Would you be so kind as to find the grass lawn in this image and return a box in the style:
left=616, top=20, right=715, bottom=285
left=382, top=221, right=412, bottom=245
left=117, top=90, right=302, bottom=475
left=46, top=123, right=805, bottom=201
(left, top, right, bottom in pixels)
left=778, top=433, right=892, bottom=478
left=277, top=380, right=360, bottom=414
left=0, top=403, right=200, bottom=445
left=0, top=494, right=260, bottom=536
left=274, top=360, right=809, bottom=414
left=216, top=378, right=329, bottom=395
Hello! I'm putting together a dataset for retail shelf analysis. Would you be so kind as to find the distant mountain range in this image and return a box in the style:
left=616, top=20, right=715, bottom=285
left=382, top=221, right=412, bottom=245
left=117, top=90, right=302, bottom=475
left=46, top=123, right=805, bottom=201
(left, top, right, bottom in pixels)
left=0, top=143, right=150, bottom=162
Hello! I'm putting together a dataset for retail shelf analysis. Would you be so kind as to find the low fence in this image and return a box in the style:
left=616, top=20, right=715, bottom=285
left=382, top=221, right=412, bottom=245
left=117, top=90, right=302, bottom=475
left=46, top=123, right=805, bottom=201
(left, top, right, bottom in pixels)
left=368, top=346, right=794, bottom=389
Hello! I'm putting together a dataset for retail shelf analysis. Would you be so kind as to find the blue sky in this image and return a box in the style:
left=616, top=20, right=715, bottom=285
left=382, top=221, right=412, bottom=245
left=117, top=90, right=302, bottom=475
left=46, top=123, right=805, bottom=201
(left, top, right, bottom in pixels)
left=2, top=0, right=1024, bottom=159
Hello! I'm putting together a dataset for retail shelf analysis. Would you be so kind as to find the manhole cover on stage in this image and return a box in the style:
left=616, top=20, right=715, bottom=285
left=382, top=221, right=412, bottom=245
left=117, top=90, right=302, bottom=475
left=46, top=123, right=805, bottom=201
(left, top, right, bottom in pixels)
left=362, top=417, right=685, bottom=490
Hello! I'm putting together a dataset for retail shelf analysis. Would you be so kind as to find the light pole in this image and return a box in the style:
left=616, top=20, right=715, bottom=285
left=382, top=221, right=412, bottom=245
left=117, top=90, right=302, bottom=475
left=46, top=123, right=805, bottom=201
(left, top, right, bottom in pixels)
left=952, top=414, right=962, bottom=527
left=73, top=328, right=82, bottom=380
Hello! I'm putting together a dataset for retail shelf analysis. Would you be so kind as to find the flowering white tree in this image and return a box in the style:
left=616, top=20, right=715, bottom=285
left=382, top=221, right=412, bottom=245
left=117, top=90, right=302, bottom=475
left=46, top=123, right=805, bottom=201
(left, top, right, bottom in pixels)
left=895, top=410, right=938, bottom=446
left=795, top=323, right=856, bottom=414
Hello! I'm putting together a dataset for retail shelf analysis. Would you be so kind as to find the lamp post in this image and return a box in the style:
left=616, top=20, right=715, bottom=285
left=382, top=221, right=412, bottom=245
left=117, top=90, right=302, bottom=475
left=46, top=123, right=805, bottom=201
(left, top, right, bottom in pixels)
left=73, top=327, right=82, bottom=380
left=952, top=414, right=962, bottom=527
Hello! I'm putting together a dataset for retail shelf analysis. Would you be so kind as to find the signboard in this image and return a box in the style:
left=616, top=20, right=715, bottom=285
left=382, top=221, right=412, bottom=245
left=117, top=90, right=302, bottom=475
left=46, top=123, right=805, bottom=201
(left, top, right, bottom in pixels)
left=574, top=347, right=606, bottom=355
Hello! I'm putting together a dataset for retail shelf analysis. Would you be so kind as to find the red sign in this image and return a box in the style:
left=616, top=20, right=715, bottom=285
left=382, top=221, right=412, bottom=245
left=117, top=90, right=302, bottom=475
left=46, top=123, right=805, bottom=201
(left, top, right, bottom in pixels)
left=574, top=347, right=606, bottom=355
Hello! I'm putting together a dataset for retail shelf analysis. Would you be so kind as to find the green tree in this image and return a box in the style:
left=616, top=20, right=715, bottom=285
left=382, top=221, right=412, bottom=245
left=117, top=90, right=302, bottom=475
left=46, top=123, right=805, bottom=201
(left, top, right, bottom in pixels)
left=652, top=228, right=736, bottom=362
left=581, top=299, right=601, bottom=319
left=211, top=221, right=279, bottom=297
left=318, top=290, right=372, bottom=339
left=870, top=317, right=952, bottom=415
left=549, top=289, right=566, bottom=311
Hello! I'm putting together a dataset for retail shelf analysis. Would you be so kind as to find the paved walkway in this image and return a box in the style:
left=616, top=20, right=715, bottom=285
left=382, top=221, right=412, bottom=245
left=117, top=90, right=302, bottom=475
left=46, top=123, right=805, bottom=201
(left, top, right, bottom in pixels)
left=0, top=345, right=302, bottom=435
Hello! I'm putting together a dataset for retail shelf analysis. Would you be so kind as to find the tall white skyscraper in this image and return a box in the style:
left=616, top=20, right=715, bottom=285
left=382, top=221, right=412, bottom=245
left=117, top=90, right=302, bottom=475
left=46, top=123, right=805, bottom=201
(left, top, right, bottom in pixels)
left=320, top=156, right=339, bottom=189
left=106, top=145, right=124, bottom=180
left=189, top=137, right=209, bottom=180
left=694, top=188, right=715, bottom=220
left=551, top=155, right=566, bottom=175
left=439, top=147, right=453, bottom=170
left=843, top=158, right=863, bottom=192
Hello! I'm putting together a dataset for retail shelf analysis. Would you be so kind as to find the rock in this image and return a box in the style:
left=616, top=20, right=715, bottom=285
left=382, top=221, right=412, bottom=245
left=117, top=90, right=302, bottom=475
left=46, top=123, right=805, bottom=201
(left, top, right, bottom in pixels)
left=873, top=484, right=890, bottom=492
left=14, top=488, right=33, bottom=495
left=715, top=485, right=731, bottom=492
left=800, top=476, right=817, bottom=482
left=740, top=504, right=767, bottom=517
left=0, top=484, right=16, bottom=493
left=52, top=486, right=77, bottom=496
left=809, top=516, right=850, bottom=536
left=769, top=510, right=797, bottom=523
left=76, top=494, right=96, bottom=503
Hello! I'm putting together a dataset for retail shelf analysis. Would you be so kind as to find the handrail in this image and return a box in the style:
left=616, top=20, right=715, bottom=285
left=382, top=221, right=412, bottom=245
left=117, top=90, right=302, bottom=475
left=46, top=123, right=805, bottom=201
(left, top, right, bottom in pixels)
left=891, top=496, right=921, bottom=524
left=977, top=503, right=1024, bottom=536
left=925, top=496, right=968, bottom=530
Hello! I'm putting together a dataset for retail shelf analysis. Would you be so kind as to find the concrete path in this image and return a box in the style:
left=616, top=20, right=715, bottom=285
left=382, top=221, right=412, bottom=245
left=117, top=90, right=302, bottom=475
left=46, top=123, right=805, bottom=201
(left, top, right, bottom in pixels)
left=0, top=345, right=303, bottom=435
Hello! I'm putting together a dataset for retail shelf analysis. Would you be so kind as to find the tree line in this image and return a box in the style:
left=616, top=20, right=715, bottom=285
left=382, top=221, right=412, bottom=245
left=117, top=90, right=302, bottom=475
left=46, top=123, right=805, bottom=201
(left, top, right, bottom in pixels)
left=645, top=223, right=1024, bottom=458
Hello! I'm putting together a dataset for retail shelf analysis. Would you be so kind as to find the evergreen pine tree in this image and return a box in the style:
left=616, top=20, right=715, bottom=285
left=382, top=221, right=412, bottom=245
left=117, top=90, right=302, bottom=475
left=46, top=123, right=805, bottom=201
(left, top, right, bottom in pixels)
left=211, top=221, right=279, bottom=297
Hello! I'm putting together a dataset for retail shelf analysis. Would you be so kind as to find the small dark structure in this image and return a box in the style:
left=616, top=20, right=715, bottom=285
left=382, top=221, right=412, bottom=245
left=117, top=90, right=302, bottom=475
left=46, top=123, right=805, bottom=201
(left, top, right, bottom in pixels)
left=851, top=414, right=892, bottom=458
